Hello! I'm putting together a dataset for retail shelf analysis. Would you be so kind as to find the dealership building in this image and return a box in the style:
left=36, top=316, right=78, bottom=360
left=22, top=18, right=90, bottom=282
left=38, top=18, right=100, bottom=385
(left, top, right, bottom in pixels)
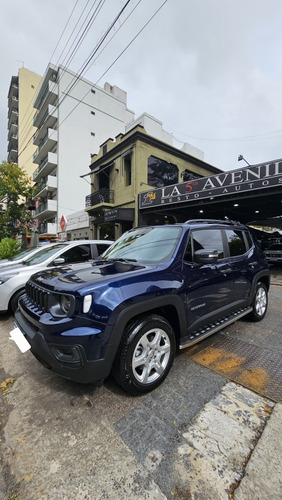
left=138, top=158, right=282, bottom=231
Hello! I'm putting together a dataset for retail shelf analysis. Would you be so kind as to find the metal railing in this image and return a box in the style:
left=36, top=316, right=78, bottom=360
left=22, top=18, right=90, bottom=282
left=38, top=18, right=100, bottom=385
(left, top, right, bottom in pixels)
left=85, top=189, right=114, bottom=208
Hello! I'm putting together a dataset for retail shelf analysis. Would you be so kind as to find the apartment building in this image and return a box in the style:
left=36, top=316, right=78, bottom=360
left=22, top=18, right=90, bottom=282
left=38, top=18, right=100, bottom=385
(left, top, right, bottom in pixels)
left=7, top=67, right=42, bottom=178
left=85, top=114, right=222, bottom=240
left=32, top=63, right=135, bottom=239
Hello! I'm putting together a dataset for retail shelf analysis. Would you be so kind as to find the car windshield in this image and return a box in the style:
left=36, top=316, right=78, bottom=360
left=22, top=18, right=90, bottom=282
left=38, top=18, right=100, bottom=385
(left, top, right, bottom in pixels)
left=9, top=247, right=40, bottom=261
left=102, top=226, right=182, bottom=263
left=24, top=244, right=68, bottom=264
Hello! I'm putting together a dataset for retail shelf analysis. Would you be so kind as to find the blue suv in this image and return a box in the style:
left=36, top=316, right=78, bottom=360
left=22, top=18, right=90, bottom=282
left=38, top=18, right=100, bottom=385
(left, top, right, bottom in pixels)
left=14, top=220, right=270, bottom=395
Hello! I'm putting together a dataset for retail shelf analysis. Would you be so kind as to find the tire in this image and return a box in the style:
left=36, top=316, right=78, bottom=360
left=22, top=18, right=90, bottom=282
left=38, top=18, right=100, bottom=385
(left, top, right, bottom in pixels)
left=248, top=282, right=268, bottom=321
left=9, top=289, right=25, bottom=314
left=112, top=315, right=176, bottom=395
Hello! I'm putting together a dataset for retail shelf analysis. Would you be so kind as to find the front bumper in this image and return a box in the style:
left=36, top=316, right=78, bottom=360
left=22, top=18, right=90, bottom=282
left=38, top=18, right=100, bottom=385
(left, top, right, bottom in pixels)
left=14, top=308, right=115, bottom=384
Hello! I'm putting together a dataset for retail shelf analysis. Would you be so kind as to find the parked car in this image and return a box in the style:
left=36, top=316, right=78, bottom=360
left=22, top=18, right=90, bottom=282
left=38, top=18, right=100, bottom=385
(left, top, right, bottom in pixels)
left=0, top=245, right=51, bottom=269
left=0, top=240, right=113, bottom=313
left=264, top=243, right=282, bottom=264
left=13, top=220, right=270, bottom=394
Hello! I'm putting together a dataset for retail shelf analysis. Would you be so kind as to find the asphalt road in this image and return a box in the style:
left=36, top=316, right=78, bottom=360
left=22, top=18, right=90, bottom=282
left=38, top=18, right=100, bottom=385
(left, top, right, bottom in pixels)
left=0, top=266, right=281, bottom=499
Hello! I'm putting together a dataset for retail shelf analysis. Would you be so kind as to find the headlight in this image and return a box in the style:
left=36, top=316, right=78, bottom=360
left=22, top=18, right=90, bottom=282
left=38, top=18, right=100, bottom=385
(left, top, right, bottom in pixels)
left=0, top=272, right=19, bottom=284
left=49, top=293, right=75, bottom=318
left=61, top=295, right=72, bottom=314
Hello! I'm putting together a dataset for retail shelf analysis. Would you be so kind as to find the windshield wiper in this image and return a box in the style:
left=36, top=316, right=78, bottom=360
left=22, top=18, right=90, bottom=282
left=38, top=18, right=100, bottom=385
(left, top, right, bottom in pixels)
left=108, top=257, right=137, bottom=263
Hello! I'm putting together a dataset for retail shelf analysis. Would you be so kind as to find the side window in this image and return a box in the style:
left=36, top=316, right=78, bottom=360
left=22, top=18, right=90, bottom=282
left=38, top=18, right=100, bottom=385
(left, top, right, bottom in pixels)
left=96, top=243, right=111, bottom=255
left=62, top=245, right=91, bottom=263
left=184, top=229, right=224, bottom=263
left=245, top=231, right=253, bottom=250
left=225, top=230, right=247, bottom=257
left=124, top=155, right=132, bottom=186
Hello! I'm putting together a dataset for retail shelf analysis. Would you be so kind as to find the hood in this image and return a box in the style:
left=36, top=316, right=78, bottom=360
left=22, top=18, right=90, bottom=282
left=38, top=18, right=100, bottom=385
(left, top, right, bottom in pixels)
left=29, top=259, right=155, bottom=291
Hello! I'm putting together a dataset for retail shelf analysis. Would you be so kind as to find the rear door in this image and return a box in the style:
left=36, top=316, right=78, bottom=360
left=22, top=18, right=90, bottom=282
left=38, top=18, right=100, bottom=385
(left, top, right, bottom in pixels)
left=181, top=228, right=235, bottom=332
left=223, top=228, right=254, bottom=304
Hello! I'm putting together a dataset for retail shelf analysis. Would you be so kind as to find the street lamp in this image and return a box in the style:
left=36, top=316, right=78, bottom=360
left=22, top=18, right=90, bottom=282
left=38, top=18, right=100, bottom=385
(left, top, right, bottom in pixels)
left=238, top=155, right=251, bottom=166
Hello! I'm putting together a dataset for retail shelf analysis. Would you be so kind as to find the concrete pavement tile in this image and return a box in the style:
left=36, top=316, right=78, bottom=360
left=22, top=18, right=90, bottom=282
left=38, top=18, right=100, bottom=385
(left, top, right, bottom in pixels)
left=175, top=382, right=273, bottom=500
left=234, top=403, right=282, bottom=500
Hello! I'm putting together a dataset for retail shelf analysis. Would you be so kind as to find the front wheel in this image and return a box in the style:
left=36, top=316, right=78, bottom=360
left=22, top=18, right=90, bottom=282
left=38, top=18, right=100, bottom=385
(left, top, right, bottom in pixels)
left=9, top=289, right=25, bottom=314
left=112, top=315, right=176, bottom=395
left=248, top=282, right=268, bottom=321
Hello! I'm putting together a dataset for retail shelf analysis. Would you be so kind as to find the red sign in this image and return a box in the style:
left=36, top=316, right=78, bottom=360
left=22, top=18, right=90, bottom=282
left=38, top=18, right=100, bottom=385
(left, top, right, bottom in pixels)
left=60, top=215, right=66, bottom=232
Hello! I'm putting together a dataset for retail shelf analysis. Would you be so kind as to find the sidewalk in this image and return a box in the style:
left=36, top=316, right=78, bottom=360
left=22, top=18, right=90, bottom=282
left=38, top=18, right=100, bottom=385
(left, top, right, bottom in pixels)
left=173, top=382, right=282, bottom=499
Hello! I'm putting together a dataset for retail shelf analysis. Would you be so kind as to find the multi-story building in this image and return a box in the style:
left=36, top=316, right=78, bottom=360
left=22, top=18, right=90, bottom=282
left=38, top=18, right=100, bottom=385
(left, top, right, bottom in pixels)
left=85, top=113, right=222, bottom=240
left=32, top=63, right=135, bottom=239
left=7, top=67, right=42, bottom=177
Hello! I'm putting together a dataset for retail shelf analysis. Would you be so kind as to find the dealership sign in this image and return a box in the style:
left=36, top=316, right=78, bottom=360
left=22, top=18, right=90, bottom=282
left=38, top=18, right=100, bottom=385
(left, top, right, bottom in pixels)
left=139, top=159, right=282, bottom=209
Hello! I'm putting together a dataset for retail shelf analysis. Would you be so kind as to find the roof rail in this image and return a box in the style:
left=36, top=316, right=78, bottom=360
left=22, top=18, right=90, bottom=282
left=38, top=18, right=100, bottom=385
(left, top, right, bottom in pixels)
left=185, top=219, right=242, bottom=225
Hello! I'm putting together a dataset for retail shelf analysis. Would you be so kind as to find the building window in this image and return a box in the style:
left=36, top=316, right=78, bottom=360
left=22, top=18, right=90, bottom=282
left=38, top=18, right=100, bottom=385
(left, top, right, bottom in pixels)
left=147, top=156, right=178, bottom=188
left=124, top=154, right=132, bottom=186
left=102, top=145, right=107, bottom=155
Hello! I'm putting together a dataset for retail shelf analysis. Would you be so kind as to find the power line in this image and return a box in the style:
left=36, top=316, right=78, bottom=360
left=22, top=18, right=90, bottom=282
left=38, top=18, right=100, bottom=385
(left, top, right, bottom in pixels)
left=18, top=0, right=135, bottom=164
left=20, top=1, right=169, bottom=171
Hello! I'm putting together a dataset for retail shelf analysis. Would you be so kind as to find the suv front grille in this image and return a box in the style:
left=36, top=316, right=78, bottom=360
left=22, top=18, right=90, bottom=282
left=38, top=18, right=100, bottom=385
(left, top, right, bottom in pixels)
left=25, top=281, right=50, bottom=312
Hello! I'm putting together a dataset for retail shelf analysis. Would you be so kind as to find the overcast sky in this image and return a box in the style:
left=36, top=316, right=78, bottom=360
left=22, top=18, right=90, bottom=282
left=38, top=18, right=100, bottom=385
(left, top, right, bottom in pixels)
left=1, top=0, right=282, bottom=172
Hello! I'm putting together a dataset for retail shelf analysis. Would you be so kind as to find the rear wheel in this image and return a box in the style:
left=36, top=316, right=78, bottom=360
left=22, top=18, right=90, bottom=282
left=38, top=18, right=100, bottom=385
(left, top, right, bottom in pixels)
left=112, top=315, right=176, bottom=395
left=248, top=282, right=268, bottom=321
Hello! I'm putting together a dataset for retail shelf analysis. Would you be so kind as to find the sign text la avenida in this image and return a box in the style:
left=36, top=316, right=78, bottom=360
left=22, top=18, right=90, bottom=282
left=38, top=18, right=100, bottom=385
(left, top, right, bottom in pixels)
left=140, top=160, right=282, bottom=209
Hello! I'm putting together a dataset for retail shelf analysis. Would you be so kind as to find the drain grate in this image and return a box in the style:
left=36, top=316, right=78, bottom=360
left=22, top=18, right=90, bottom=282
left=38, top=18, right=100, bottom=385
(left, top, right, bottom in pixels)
left=184, top=333, right=282, bottom=403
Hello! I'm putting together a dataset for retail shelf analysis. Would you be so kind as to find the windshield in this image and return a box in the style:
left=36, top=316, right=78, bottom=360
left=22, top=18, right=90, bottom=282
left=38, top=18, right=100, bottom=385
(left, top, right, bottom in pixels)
left=9, top=247, right=40, bottom=261
left=102, top=226, right=182, bottom=263
left=24, top=244, right=68, bottom=264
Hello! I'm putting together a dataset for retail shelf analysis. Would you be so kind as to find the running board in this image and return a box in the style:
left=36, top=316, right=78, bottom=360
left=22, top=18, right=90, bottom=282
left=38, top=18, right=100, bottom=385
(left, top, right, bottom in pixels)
left=179, top=307, right=253, bottom=349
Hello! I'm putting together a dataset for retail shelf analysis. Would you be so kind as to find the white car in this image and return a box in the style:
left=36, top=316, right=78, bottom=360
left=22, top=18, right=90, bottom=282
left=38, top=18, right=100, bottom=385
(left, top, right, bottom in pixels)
left=0, top=245, right=51, bottom=269
left=0, top=239, right=113, bottom=313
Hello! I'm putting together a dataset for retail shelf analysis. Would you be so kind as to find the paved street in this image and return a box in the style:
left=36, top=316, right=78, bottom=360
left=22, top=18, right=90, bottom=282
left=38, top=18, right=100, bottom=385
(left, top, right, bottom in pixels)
left=0, top=268, right=281, bottom=499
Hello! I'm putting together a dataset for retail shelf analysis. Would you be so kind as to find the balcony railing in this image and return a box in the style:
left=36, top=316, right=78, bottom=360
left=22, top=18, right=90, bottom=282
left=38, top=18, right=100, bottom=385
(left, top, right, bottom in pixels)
left=34, top=199, right=57, bottom=218
left=38, top=222, right=57, bottom=235
left=32, top=152, right=57, bottom=181
left=85, top=189, right=114, bottom=208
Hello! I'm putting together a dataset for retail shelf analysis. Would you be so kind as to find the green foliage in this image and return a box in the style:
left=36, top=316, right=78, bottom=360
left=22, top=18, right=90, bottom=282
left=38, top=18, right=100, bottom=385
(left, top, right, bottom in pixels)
left=0, top=237, right=21, bottom=259
left=0, top=161, right=36, bottom=239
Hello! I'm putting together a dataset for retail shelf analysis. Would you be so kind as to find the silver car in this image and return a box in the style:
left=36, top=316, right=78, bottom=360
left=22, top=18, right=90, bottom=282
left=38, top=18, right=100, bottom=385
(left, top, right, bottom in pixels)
left=0, top=240, right=113, bottom=313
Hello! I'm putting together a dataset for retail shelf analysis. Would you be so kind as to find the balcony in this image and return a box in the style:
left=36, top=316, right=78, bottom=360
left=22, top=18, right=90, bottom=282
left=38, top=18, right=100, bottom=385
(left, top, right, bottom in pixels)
left=33, top=129, right=57, bottom=164
left=33, top=103, right=58, bottom=129
left=85, top=189, right=114, bottom=212
left=35, top=175, right=57, bottom=197
left=8, top=109, right=18, bottom=128
left=8, top=123, right=18, bottom=141
left=38, top=222, right=57, bottom=235
left=34, top=199, right=57, bottom=219
left=8, top=135, right=18, bottom=152
left=34, top=79, right=58, bottom=110
left=8, top=149, right=18, bottom=163
left=33, top=152, right=57, bottom=182
left=8, top=95, right=19, bottom=111
left=9, top=83, right=19, bottom=99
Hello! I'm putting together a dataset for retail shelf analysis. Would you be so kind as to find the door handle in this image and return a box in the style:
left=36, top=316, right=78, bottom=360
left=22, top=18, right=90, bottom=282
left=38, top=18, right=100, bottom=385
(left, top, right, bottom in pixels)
left=219, top=267, right=232, bottom=275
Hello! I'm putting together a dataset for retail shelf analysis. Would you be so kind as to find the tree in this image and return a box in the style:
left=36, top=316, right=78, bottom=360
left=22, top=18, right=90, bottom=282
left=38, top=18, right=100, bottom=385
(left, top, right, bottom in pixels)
left=0, top=161, right=36, bottom=240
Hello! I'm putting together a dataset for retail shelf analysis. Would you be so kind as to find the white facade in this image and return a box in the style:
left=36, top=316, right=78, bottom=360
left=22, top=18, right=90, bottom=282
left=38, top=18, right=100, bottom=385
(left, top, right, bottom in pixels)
left=32, top=64, right=135, bottom=237
left=126, top=112, right=204, bottom=160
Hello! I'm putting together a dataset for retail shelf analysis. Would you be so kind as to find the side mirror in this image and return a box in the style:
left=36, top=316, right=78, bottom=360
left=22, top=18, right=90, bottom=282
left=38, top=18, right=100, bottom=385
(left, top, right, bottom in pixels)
left=53, top=257, right=66, bottom=266
left=194, top=249, right=219, bottom=264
